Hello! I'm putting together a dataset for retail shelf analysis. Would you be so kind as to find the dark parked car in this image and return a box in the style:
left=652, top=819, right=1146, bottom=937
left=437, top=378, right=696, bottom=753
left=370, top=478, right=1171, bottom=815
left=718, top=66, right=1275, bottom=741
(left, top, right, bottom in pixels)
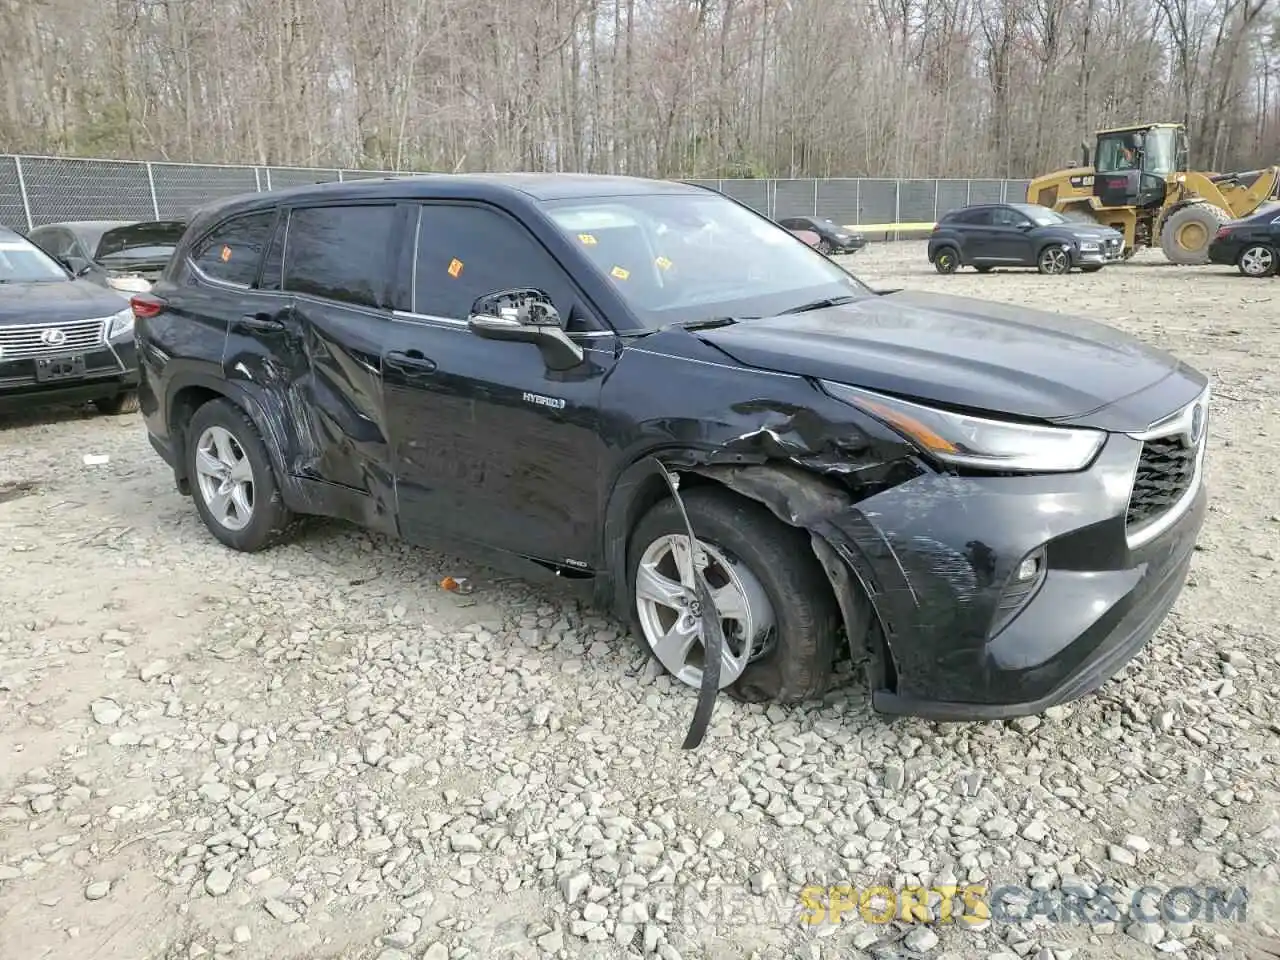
left=0, top=226, right=141, bottom=415
left=133, top=174, right=1209, bottom=731
left=783, top=226, right=822, bottom=248
left=1207, top=202, right=1280, bottom=277
left=776, top=216, right=866, bottom=255
left=27, top=219, right=187, bottom=294
left=929, top=202, right=1125, bottom=275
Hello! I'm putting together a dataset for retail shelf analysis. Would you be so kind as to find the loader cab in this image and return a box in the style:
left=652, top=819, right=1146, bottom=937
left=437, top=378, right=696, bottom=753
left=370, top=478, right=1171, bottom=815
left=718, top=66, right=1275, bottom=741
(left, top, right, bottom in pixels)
left=1091, top=124, right=1186, bottom=210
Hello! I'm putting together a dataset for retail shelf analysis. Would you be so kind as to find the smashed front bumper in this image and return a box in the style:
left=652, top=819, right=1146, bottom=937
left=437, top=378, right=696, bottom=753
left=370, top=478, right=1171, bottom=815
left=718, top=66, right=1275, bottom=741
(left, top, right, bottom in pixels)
left=693, top=423, right=1206, bottom=721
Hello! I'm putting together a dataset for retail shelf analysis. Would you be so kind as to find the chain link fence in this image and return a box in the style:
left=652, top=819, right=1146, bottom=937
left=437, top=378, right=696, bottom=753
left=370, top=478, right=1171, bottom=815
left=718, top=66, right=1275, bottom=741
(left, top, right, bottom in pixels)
left=0, top=154, right=1031, bottom=238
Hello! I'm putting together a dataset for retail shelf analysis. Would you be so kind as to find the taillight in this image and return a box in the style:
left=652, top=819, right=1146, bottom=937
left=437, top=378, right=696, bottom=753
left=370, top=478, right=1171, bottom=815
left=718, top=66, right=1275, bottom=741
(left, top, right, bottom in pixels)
left=130, top=293, right=165, bottom=319
left=1214, top=226, right=1232, bottom=240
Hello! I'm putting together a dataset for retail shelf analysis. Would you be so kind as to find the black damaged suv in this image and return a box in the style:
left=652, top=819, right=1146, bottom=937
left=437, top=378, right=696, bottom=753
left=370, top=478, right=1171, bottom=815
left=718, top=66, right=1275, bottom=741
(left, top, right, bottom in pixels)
left=134, top=174, right=1209, bottom=723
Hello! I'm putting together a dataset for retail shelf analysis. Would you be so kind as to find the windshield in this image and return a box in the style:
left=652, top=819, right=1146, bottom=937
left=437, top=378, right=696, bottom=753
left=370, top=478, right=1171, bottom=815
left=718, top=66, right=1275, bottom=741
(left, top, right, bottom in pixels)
left=1141, top=128, right=1177, bottom=176
left=1017, top=206, right=1067, bottom=226
left=96, top=221, right=186, bottom=261
left=0, top=237, right=69, bottom=283
left=541, top=192, right=871, bottom=328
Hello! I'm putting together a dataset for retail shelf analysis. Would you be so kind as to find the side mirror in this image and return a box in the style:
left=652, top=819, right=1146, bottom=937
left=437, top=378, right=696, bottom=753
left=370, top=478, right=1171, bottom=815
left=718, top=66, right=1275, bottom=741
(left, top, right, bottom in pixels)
left=467, top=288, right=584, bottom=371
left=1016, top=221, right=1033, bottom=231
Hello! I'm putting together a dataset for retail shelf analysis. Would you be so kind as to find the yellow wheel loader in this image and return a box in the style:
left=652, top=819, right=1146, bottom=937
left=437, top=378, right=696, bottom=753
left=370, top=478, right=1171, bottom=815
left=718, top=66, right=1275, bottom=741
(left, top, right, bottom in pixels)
left=1026, top=122, right=1280, bottom=264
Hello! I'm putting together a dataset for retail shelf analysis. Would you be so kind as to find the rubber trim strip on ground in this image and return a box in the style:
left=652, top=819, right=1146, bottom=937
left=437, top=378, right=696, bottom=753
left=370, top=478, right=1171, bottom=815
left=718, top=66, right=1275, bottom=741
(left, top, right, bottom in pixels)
left=646, top=458, right=726, bottom=750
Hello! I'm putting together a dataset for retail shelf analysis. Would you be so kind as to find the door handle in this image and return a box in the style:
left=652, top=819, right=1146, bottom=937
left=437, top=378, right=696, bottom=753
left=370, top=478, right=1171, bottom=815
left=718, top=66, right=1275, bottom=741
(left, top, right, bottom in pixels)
left=385, top=349, right=437, bottom=374
left=238, top=313, right=285, bottom=333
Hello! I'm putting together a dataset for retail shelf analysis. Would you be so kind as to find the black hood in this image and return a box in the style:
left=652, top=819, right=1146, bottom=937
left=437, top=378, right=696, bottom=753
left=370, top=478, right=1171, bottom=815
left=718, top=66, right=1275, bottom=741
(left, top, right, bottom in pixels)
left=694, top=289, right=1207, bottom=431
left=0, top=278, right=129, bottom=325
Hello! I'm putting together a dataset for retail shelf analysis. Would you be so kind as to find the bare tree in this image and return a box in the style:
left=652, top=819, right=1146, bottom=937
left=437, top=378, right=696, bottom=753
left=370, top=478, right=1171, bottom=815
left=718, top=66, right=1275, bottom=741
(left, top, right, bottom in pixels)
left=1, top=0, right=1277, bottom=177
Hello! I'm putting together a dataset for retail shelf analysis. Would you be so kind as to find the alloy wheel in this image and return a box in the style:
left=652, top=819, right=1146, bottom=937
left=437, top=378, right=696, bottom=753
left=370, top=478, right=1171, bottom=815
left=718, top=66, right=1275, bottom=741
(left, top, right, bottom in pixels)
left=193, top=425, right=256, bottom=531
left=1239, top=245, right=1275, bottom=277
left=634, top=533, right=776, bottom=689
left=1039, top=246, right=1070, bottom=274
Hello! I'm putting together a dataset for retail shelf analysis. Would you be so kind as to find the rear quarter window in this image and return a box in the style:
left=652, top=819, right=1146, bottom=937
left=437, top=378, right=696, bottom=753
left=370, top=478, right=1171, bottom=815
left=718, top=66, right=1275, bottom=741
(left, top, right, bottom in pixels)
left=190, top=210, right=276, bottom=286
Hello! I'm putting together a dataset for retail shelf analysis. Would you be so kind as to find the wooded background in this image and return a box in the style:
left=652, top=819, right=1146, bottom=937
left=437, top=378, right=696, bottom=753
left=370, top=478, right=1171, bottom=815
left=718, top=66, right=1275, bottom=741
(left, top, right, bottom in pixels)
left=1, top=0, right=1276, bottom=179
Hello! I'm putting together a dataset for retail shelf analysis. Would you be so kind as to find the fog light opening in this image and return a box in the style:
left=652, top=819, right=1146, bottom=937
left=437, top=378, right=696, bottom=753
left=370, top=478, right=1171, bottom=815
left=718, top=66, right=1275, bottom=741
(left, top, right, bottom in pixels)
left=1016, top=552, right=1044, bottom=582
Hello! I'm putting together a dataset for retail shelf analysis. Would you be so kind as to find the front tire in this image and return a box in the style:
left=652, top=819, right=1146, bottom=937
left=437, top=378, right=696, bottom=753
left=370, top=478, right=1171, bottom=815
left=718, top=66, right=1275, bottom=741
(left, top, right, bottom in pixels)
left=185, top=398, right=298, bottom=552
left=1037, top=244, right=1072, bottom=275
left=627, top=487, right=841, bottom=705
left=1237, top=244, right=1277, bottom=278
left=1160, top=203, right=1230, bottom=265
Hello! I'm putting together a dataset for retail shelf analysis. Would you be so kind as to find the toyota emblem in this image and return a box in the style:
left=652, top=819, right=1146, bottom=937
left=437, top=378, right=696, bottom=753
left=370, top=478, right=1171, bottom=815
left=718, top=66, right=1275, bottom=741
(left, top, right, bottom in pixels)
left=39, top=328, right=67, bottom=347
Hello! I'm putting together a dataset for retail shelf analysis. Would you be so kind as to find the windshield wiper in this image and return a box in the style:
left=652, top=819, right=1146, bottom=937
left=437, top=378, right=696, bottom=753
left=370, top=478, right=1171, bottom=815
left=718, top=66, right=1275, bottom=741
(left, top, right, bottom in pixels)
left=679, top=316, right=740, bottom=331
left=779, top=294, right=859, bottom=314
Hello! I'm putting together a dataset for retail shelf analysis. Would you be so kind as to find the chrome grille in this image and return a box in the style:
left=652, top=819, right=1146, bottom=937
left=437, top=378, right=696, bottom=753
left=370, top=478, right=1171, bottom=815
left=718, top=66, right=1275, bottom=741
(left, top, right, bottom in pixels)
left=1124, top=387, right=1210, bottom=549
left=0, top=318, right=107, bottom=361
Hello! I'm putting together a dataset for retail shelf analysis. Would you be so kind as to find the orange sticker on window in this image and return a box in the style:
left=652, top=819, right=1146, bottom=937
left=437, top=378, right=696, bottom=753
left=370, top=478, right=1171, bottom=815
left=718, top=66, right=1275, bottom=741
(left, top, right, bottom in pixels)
left=578, top=233, right=597, bottom=245
left=220, top=245, right=232, bottom=262
left=610, top=266, right=630, bottom=280
left=655, top=256, right=672, bottom=270
left=447, top=258, right=464, bottom=278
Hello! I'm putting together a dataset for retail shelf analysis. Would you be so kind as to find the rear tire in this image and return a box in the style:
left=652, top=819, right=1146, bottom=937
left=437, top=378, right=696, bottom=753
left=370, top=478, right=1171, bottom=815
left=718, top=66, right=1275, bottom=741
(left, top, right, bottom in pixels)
left=1237, top=244, right=1277, bottom=278
left=185, top=398, right=299, bottom=553
left=933, top=246, right=960, bottom=274
left=627, top=487, right=841, bottom=705
left=94, top=391, right=139, bottom=416
left=1160, top=204, right=1230, bottom=265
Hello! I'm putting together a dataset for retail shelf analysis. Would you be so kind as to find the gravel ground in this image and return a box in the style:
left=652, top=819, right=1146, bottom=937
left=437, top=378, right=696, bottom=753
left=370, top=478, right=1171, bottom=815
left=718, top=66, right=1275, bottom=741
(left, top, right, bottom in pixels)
left=1, top=242, right=1277, bottom=960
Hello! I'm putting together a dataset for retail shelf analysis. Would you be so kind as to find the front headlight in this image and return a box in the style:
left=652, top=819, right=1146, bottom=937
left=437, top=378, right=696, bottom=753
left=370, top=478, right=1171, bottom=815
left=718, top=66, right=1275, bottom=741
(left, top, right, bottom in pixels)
left=1078, top=241, right=1100, bottom=252
left=106, top=307, right=134, bottom=340
left=822, top=381, right=1106, bottom=473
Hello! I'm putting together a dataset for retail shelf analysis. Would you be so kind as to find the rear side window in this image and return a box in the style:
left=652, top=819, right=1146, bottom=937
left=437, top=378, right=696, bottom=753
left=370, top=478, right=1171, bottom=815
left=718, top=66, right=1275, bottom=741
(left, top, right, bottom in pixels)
left=190, top=211, right=275, bottom=286
left=282, top=204, right=399, bottom=309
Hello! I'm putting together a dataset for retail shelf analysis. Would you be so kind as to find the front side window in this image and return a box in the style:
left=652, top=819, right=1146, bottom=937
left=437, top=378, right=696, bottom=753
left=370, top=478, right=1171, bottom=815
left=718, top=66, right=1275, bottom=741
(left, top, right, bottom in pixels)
left=414, top=203, right=584, bottom=326
left=0, top=235, right=70, bottom=283
left=992, top=207, right=1029, bottom=228
left=282, top=204, right=398, bottom=309
left=540, top=191, right=871, bottom=329
left=191, top=210, right=276, bottom=286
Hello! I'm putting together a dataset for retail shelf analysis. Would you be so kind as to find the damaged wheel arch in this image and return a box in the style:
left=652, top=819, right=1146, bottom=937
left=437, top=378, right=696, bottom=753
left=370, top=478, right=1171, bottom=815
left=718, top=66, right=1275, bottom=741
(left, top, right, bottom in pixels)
left=601, top=450, right=902, bottom=708
left=166, top=373, right=294, bottom=502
